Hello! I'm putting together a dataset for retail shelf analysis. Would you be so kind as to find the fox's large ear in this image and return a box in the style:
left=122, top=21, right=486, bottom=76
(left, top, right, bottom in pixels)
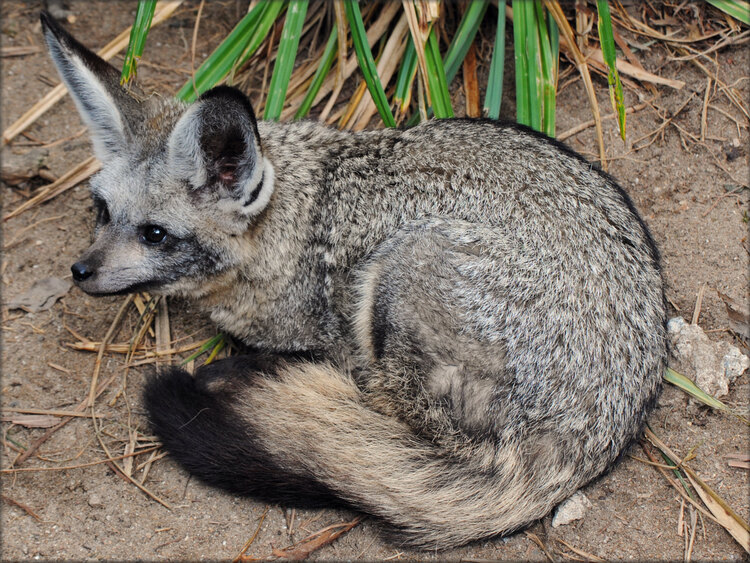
left=167, top=86, right=274, bottom=218
left=41, top=12, right=139, bottom=161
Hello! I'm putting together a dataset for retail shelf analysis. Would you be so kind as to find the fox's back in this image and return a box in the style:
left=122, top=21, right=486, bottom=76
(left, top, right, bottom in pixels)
left=260, top=119, right=658, bottom=273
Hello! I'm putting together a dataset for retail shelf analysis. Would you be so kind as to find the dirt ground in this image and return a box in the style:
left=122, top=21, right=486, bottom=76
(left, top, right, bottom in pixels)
left=1, top=1, right=748, bottom=561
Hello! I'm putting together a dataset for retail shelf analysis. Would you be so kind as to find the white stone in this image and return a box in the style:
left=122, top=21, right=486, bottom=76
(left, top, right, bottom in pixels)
left=668, top=317, right=750, bottom=398
left=87, top=493, right=104, bottom=508
left=551, top=491, right=592, bottom=527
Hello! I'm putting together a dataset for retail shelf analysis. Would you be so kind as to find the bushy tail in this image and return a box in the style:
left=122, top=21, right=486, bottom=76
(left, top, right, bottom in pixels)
left=144, top=358, right=574, bottom=549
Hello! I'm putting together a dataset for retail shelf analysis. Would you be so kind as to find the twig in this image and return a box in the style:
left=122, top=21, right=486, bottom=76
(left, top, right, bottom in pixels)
left=691, top=282, right=707, bottom=326
left=66, top=339, right=207, bottom=357
left=1, top=446, right=159, bottom=473
left=3, top=156, right=101, bottom=222
left=701, top=77, right=711, bottom=142
left=556, top=538, right=607, bottom=562
left=155, top=296, right=172, bottom=365
left=0, top=45, right=42, bottom=58
left=80, top=295, right=171, bottom=509
left=87, top=295, right=134, bottom=408
left=2, top=407, right=106, bottom=418
left=132, top=293, right=156, bottom=339
left=669, top=30, right=750, bottom=62
left=234, top=505, right=269, bottom=562
left=101, top=454, right=172, bottom=509
left=39, top=126, right=88, bottom=150
left=558, top=101, right=649, bottom=141
left=675, top=46, right=750, bottom=121
left=631, top=94, right=695, bottom=150
left=686, top=505, right=698, bottom=562
left=1, top=494, right=42, bottom=521
left=638, top=441, right=720, bottom=526
left=267, top=517, right=362, bottom=561
left=679, top=499, right=685, bottom=537
left=644, top=429, right=750, bottom=552
left=525, top=531, right=557, bottom=563
left=3, top=214, right=65, bottom=250
left=12, top=371, right=120, bottom=466
left=127, top=295, right=159, bottom=363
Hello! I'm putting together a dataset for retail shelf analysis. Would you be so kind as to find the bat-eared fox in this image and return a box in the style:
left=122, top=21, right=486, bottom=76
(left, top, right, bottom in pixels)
left=42, top=10, right=666, bottom=550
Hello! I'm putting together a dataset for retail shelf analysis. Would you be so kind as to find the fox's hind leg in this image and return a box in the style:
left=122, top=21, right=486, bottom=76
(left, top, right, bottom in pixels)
left=352, top=218, right=517, bottom=444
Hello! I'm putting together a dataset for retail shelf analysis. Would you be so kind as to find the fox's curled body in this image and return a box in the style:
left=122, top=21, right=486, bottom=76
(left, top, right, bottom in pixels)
left=43, top=12, right=667, bottom=549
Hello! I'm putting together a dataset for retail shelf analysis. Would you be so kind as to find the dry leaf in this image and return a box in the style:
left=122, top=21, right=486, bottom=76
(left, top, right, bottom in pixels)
left=7, top=277, right=72, bottom=313
left=718, top=291, right=750, bottom=345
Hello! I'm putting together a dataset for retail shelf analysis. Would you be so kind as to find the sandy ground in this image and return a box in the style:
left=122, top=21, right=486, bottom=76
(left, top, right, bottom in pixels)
left=1, top=1, right=748, bottom=561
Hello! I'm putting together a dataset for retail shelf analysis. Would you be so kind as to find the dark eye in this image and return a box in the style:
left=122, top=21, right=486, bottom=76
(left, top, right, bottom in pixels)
left=141, top=225, right=168, bottom=245
left=93, top=197, right=110, bottom=225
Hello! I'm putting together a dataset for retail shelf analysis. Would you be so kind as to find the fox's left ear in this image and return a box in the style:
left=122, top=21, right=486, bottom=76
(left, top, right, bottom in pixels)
left=41, top=12, right=140, bottom=161
left=168, top=86, right=274, bottom=218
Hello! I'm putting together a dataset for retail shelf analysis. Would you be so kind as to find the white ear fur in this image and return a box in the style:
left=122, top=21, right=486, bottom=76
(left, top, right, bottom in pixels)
left=236, top=157, right=275, bottom=217
left=167, top=104, right=208, bottom=187
left=167, top=99, right=274, bottom=218
left=44, top=34, right=127, bottom=161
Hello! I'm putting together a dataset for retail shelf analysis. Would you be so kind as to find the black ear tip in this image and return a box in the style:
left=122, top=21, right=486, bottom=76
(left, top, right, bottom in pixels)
left=40, top=10, right=51, bottom=29
left=40, top=10, right=54, bottom=30
left=40, top=10, right=65, bottom=40
left=199, top=85, right=259, bottom=133
left=199, top=85, right=251, bottom=105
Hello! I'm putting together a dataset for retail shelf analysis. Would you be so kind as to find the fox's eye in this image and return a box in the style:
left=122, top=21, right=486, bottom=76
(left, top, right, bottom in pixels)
left=142, top=225, right=168, bottom=245
left=93, top=197, right=110, bottom=225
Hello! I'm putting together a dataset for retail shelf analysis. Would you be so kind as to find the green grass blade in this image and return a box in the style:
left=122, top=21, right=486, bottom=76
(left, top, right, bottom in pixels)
left=343, top=0, right=396, bottom=127
left=523, top=0, right=541, bottom=130
left=264, top=0, right=308, bottom=120
left=596, top=0, right=626, bottom=140
left=535, top=0, right=556, bottom=137
left=180, top=333, right=225, bottom=366
left=512, top=0, right=530, bottom=126
left=294, top=26, right=338, bottom=120
left=443, top=0, right=490, bottom=83
left=231, top=1, right=286, bottom=80
left=204, top=336, right=227, bottom=365
left=664, top=368, right=750, bottom=425
left=547, top=10, right=559, bottom=85
left=424, top=28, right=453, bottom=118
left=706, top=0, right=750, bottom=25
left=394, top=35, right=418, bottom=114
left=176, top=1, right=269, bottom=102
left=484, top=4, right=506, bottom=119
left=120, top=0, right=157, bottom=85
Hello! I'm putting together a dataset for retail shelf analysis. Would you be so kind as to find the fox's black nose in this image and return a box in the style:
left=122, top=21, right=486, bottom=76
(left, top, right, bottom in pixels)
left=71, top=262, right=94, bottom=282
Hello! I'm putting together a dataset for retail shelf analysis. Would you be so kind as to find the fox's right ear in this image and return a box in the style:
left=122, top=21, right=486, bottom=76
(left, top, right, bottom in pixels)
left=167, top=86, right=274, bottom=219
left=41, top=12, right=139, bottom=161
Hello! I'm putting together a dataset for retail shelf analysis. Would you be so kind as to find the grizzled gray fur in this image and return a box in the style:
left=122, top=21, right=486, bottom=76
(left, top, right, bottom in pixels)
left=43, top=12, right=666, bottom=550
